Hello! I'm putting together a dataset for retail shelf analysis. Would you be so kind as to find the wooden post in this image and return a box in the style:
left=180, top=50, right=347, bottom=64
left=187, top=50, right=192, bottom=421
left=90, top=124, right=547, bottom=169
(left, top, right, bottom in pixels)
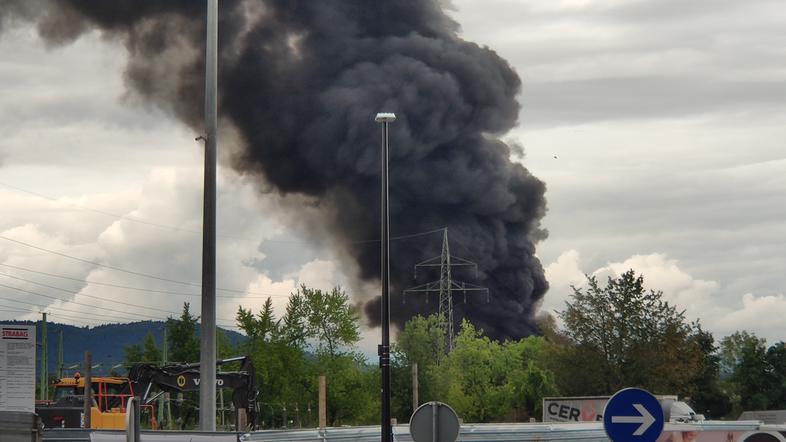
left=83, top=351, right=92, bottom=429
left=411, top=363, right=418, bottom=413
left=318, top=375, right=326, bottom=429
left=236, top=408, right=247, bottom=432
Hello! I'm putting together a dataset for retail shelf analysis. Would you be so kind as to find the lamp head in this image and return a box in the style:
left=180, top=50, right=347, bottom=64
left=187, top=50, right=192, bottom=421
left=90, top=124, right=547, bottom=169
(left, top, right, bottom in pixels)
left=375, top=112, right=396, bottom=123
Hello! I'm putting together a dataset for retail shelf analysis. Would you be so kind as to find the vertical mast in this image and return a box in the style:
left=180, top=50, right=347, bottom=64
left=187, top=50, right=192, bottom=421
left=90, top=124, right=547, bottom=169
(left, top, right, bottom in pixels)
left=40, top=312, right=48, bottom=400
left=199, top=0, right=218, bottom=431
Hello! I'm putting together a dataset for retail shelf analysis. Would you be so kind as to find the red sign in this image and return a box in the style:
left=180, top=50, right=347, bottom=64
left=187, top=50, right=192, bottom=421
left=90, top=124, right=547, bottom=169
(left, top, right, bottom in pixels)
left=2, top=328, right=30, bottom=339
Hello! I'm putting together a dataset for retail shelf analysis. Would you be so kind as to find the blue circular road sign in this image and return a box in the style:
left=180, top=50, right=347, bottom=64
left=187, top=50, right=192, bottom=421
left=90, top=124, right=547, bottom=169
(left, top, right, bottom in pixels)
left=603, top=388, right=665, bottom=442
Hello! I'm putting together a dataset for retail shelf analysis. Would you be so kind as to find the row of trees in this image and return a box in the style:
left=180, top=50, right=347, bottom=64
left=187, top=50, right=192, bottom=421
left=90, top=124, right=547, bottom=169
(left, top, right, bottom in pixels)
left=537, top=270, right=786, bottom=419
left=127, top=271, right=783, bottom=426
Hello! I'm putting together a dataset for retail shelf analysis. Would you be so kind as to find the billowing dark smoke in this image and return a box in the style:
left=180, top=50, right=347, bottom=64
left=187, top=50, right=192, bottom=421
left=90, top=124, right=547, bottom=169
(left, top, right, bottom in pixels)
left=2, top=0, right=548, bottom=339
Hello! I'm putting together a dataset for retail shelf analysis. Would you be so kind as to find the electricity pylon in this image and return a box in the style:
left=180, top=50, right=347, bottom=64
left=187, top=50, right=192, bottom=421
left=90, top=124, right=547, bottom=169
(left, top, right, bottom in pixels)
left=403, top=228, right=489, bottom=351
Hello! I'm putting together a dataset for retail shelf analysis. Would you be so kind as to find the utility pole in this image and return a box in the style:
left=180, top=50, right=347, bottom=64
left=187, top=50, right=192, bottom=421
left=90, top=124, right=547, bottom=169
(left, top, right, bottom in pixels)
left=57, top=329, right=63, bottom=379
left=403, top=229, right=489, bottom=351
left=319, top=375, right=326, bottom=430
left=411, top=363, right=418, bottom=412
left=375, top=112, right=396, bottom=442
left=199, top=0, right=218, bottom=431
left=162, top=327, right=168, bottom=363
left=83, top=351, right=92, bottom=429
left=40, top=312, right=47, bottom=401
left=159, top=327, right=168, bottom=428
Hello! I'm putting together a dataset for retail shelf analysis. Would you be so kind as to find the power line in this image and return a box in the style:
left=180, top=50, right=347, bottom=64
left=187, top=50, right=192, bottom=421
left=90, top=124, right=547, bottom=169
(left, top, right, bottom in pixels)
left=0, top=181, right=445, bottom=245
left=0, top=305, right=30, bottom=313
left=0, top=292, right=163, bottom=323
left=0, top=235, right=263, bottom=295
left=0, top=271, right=184, bottom=316
left=352, top=227, right=448, bottom=244
left=0, top=235, right=204, bottom=287
left=450, top=239, right=525, bottom=298
left=0, top=262, right=291, bottom=299
left=0, top=181, right=232, bottom=239
left=0, top=227, right=445, bottom=296
left=0, top=282, right=237, bottom=325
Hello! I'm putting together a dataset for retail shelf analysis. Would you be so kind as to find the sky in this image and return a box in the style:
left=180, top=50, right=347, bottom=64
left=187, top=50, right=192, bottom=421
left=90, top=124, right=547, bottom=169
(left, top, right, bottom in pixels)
left=0, top=0, right=784, bottom=358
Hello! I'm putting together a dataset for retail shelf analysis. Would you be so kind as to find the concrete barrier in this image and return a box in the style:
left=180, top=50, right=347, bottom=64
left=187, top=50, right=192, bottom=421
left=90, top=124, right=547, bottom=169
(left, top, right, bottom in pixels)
left=0, top=411, right=42, bottom=442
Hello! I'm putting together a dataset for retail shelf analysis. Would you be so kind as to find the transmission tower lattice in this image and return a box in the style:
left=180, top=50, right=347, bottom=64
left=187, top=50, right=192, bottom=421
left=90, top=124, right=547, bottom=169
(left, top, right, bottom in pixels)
left=403, top=228, right=489, bottom=351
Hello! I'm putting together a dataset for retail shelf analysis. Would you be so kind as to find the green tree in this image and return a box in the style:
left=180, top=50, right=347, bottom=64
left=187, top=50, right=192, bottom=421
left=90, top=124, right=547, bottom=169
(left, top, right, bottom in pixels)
left=124, top=343, right=144, bottom=364
left=391, top=314, right=447, bottom=419
left=217, top=329, right=235, bottom=359
left=441, top=321, right=504, bottom=422
left=734, top=337, right=772, bottom=411
left=123, top=332, right=161, bottom=364
left=558, top=270, right=703, bottom=396
left=301, top=286, right=360, bottom=356
left=504, top=337, right=558, bottom=420
left=441, top=321, right=556, bottom=423
left=720, top=331, right=766, bottom=377
left=687, top=327, right=731, bottom=418
left=235, top=286, right=367, bottom=428
left=237, top=297, right=277, bottom=343
left=167, top=303, right=200, bottom=363
left=395, top=314, right=445, bottom=368
left=142, top=331, right=161, bottom=363
left=317, top=354, right=379, bottom=426
left=766, top=342, right=786, bottom=409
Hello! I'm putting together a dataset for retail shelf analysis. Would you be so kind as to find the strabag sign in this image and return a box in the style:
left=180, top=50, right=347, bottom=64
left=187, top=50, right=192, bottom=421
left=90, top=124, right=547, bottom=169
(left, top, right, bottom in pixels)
left=0, top=324, right=36, bottom=412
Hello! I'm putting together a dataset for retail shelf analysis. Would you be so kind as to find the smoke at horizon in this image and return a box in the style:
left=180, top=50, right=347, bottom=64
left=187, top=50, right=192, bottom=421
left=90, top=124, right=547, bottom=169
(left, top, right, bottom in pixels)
left=1, top=0, right=548, bottom=339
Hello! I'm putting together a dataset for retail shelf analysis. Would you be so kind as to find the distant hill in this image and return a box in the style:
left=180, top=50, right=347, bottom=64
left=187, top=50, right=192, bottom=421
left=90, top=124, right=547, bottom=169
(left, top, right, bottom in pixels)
left=1, top=320, right=246, bottom=377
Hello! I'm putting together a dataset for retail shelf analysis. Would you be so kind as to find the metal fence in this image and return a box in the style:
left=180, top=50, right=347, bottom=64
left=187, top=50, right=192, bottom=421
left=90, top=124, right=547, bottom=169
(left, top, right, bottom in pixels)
left=240, top=423, right=610, bottom=442
left=240, top=421, right=786, bottom=442
left=42, top=429, right=241, bottom=442
left=42, top=421, right=786, bottom=442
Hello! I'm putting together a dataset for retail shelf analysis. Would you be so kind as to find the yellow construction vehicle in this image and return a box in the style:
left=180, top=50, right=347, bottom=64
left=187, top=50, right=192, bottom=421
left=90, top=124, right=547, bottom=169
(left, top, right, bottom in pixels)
left=36, top=372, right=157, bottom=430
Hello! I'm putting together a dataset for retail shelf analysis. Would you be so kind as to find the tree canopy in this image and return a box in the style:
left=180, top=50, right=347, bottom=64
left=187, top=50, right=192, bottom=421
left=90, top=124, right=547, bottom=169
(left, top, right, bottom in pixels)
left=117, top=275, right=786, bottom=426
left=555, top=270, right=704, bottom=397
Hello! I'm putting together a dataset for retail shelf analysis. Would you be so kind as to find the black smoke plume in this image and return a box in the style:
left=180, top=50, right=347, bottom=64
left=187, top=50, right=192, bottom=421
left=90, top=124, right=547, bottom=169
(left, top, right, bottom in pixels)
left=1, top=0, right=548, bottom=339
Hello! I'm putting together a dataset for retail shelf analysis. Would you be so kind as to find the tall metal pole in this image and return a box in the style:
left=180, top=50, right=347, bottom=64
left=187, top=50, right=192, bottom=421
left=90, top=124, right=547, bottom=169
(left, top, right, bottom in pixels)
left=40, top=312, right=47, bottom=401
left=57, top=330, right=63, bottom=379
left=83, top=351, right=92, bottom=429
left=162, top=327, right=168, bottom=363
left=199, top=0, right=218, bottom=431
left=375, top=112, right=396, bottom=442
left=159, top=327, right=167, bottom=427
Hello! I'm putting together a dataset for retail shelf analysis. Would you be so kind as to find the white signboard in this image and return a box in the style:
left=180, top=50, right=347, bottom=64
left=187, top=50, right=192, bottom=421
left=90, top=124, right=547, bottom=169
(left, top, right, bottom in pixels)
left=0, top=324, right=36, bottom=412
left=543, top=397, right=608, bottom=422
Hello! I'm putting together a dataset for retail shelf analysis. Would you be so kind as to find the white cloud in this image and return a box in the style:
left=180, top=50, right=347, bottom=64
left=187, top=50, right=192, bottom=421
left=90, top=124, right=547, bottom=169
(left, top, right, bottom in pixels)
left=0, top=164, right=348, bottom=331
left=722, top=294, right=786, bottom=338
left=594, top=253, right=721, bottom=318
left=541, top=249, right=584, bottom=314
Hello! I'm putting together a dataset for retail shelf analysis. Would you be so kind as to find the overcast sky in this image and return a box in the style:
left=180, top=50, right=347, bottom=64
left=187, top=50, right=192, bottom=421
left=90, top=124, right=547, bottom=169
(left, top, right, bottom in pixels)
left=0, top=0, right=784, bottom=357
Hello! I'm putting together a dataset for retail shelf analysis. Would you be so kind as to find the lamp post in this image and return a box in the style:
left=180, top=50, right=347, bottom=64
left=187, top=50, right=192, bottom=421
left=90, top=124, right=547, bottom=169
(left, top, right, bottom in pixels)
left=199, top=0, right=218, bottom=431
left=375, top=112, right=396, bottom=442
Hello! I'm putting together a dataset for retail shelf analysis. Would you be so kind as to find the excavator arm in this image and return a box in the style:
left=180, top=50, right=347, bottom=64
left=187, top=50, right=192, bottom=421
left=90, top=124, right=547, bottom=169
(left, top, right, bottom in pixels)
left=128, top=356, right=257, bottom=429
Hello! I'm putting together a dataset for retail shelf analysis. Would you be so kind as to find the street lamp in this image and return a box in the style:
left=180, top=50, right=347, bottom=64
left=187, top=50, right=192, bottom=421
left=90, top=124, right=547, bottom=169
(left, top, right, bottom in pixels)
left=375, top=112, right=396, bottom=442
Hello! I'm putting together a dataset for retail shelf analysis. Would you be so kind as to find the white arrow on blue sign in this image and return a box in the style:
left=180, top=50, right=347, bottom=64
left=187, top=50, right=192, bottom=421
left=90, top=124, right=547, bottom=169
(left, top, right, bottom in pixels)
left=603, top=388, right=664, bottom=442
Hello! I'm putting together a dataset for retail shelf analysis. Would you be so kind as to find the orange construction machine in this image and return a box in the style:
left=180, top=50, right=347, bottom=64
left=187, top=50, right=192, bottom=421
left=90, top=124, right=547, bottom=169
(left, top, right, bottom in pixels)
left=36, top=372, right=157, bottom=430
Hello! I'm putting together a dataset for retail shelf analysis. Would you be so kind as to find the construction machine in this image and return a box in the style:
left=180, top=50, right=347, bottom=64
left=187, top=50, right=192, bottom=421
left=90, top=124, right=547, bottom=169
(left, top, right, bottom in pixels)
left=36, top=373, right=150, bottom=429
left=128, top=355, right=258, bottom=430
left=36, top=356, right=257, bottom=430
